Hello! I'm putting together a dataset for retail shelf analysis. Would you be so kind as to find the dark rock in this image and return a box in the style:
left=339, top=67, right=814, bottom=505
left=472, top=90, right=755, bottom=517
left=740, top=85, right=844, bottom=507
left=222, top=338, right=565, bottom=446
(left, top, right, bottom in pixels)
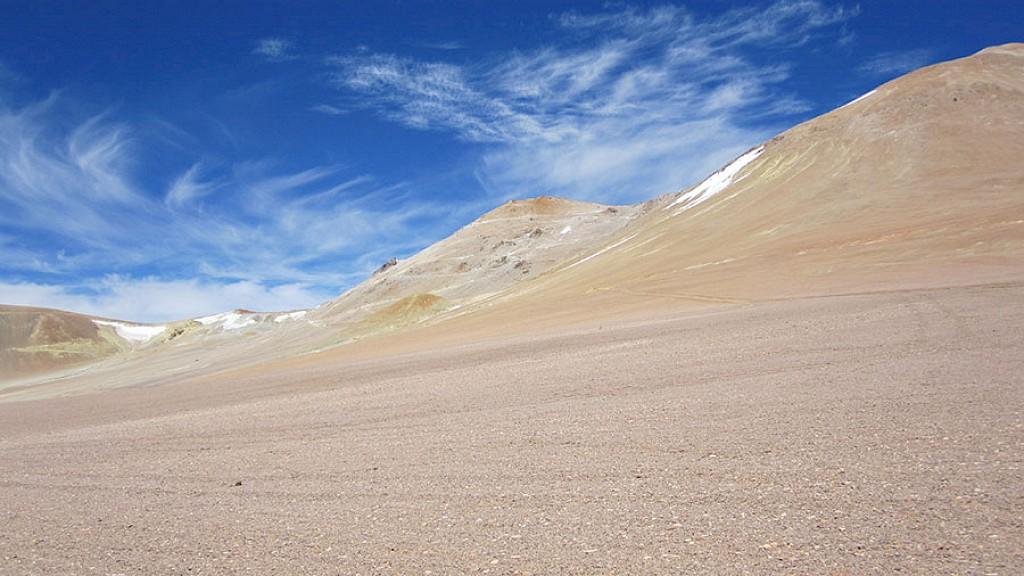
left=372, top=258, right=398, bottom=276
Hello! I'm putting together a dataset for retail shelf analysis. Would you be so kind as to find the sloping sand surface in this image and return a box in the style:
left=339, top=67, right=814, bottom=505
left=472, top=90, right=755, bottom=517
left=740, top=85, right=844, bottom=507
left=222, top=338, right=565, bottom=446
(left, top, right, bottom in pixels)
left=0, top=284, right=1021, bottom=574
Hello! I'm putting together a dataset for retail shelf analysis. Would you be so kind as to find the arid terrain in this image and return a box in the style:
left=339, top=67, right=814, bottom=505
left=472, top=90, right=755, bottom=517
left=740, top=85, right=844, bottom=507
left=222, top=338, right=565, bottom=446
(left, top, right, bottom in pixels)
left=1, top=44, right=1023, bottom=574
left=1, top=285, right=1022, bottom=574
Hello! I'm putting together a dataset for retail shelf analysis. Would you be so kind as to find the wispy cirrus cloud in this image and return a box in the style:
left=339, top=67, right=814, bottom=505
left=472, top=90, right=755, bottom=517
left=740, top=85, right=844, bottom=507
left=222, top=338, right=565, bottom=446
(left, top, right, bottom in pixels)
left=324, top=0, right=855, bottom=202
left=253, top=37, right=297, bottom=62
left=858, top=49, right=933, bottom=77
left=0, top=94, right=456, bottom=321
left=328, top=53, right=540, bottom=142
left=165, top=163, right=220, bottom=209
left=308, top=103, right=347, bottom=116
left=0, top=96, right=153, bottom=247
left=408, top=40, right=465, bottom=51
left=2, top=2, right=862, bottom=321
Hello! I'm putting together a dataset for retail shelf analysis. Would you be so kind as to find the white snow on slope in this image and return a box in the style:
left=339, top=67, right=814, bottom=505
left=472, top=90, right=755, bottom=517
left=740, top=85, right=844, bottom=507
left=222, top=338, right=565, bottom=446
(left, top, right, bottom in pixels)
left=195, top=312, right=228, bottom=325
left=195, top=311, right=257, bottom=331
left=669, top=146, right=765, bottom=211
left=274, top=310, right=308, bottom=323
left=94, top=320, right=166, bottom=343
left=565, top=233, right=638, bottom=270
left=840, top=89, right=877, bottom=109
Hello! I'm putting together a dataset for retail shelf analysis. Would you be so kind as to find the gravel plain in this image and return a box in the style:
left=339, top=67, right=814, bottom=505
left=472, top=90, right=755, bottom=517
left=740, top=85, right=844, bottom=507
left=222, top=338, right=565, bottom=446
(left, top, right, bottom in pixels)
left=1, top=283, right=1022, bottom=575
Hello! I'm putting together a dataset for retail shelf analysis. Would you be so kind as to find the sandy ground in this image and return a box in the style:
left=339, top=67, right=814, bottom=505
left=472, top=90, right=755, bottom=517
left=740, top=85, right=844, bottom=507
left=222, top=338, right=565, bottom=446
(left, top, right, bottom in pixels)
left=1, top=282, right=1021, bottom=575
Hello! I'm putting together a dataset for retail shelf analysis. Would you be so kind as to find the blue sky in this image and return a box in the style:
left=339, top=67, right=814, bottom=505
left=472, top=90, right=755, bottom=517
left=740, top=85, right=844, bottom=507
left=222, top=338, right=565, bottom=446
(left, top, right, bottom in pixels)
left=0, top=1, right=1020, bottom=322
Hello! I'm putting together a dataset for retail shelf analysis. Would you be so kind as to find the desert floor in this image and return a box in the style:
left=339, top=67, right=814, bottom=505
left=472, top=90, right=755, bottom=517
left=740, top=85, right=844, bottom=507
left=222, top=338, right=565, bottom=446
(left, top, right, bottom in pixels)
left=1, top=282, right=1022, bottom=575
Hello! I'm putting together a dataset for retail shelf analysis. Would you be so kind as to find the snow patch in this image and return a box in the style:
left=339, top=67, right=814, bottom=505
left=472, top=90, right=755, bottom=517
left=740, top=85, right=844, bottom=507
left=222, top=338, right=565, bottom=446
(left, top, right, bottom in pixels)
left=669, top=146, right=764, bottom=211
left=195, top=311, right=257, bottom=331
left=565, top=234, right=638, bottom=270
left=94, top=320, right=166, bottom=343
left=684, top=258, right=736, bottom=270
left=195, top=312, right=228, bottom=325
left=840, top=89, right=876, bottom=109
left=274, top=310, right=308, bottom=323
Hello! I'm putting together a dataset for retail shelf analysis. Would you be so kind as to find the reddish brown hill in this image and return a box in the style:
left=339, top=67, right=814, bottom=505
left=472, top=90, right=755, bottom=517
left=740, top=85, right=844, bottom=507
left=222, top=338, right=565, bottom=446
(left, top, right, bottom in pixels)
left=0, top=305, right=120, bottom=379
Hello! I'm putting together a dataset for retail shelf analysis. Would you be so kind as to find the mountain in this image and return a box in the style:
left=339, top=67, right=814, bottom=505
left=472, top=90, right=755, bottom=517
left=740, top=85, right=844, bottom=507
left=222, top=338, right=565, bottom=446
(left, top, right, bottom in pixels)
left=2, top=43, right=1024, bottom=576
left=359, top=42, right=1024, bottom=341
left=2, top=44, right=1023, bottom=394
left=0, top=305, right=122, bottom=379
left=315, top=196, right=638, bottom=328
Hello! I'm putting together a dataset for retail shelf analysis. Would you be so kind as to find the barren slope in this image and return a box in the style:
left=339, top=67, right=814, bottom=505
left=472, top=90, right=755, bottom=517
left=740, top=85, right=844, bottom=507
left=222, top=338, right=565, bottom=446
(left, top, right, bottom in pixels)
left=0, top=198, right=636, bottom=394
left=0, top=284, right=1021, bottom=574
left=345, top=43, right=1024, bottom=344
left=3, top=45, right=1023, bottom=398
left=0, top=305, right=125, bottom=379
left=316, top=196, right=637, bottom=328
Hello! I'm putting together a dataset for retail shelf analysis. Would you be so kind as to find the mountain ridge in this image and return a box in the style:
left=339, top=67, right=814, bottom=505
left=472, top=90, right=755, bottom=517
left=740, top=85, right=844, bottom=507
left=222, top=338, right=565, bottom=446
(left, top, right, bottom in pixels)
left=2, top=43, right=1023, bottom=393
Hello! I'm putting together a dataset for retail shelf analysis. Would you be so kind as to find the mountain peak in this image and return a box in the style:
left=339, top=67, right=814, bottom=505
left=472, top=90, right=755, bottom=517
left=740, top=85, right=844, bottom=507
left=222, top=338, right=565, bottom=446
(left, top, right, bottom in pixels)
left=479, top=196, right=616, bottom=222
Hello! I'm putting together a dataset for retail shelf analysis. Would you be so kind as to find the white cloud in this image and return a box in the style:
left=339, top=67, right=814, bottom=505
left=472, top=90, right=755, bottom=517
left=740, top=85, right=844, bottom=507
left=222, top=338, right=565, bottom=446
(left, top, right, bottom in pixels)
left=327, top=0, right=853, bottom=202
left=0, top=277, right=332, bottom=323
left=0, top=96, right=155, bottom=247
left=411, top=40, right=465, bottom=51
left=858, top=49, right=933, bottom=77
left=165, top=163, right=219, bottom=208
left=1, top=2, right=860, bottom=318
left=329, top=53, right=539, bottom=142
left=67, top=113, right=137, bottom=202
left=309, top=103, right=347, bottom=116
left=0, top=235, right=60, bottom=274
left=253, top=37, right=296, bottom=62
left=479, top=118, right=770, bottom=204
left=0, top=94, right=460, bottom=313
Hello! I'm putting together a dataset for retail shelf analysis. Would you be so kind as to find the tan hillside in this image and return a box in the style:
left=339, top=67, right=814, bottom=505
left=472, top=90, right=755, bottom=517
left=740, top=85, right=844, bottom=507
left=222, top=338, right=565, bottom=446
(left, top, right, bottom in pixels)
left=372, top=42, right=1024, bottom=340
left=0, top=305, right=121, bottom=378
left=315, top=196, right=637, bottom=330
left=352, top=293, right=450, bottom=335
